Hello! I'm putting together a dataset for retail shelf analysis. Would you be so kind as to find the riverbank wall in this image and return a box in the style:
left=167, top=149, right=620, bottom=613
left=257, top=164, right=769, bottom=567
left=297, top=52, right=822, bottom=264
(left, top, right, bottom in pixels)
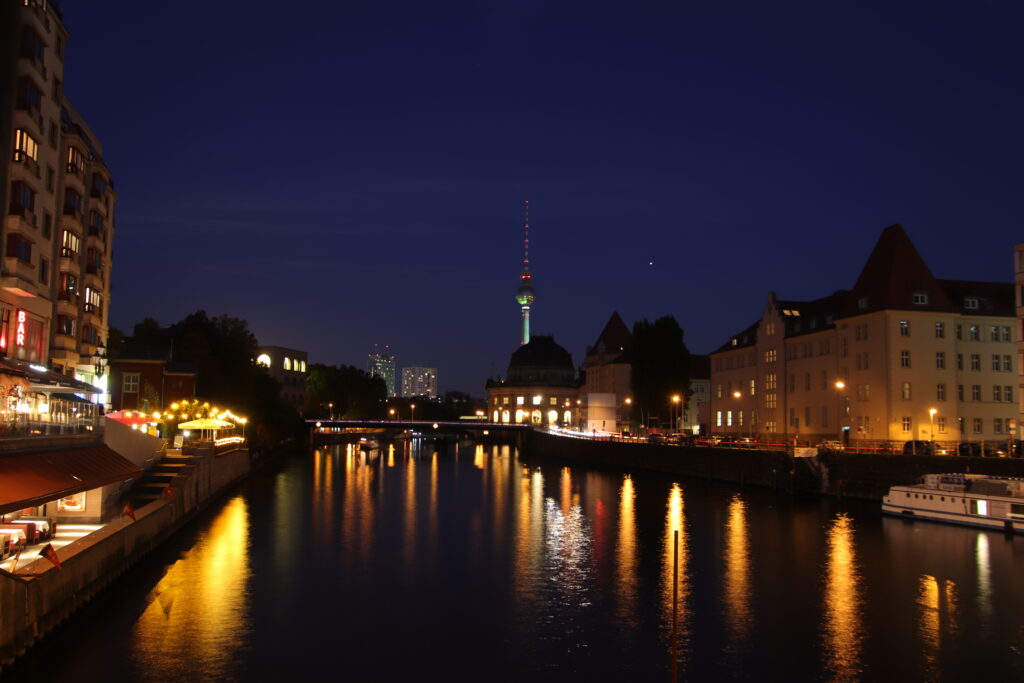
left=0, top=446, right=251, bottom=671
left=524, top=430, right=1024, bottom=499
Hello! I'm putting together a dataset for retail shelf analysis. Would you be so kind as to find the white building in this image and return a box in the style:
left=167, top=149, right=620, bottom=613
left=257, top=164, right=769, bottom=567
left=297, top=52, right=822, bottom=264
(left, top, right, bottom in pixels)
left=402, top=366, right=437, bottom=398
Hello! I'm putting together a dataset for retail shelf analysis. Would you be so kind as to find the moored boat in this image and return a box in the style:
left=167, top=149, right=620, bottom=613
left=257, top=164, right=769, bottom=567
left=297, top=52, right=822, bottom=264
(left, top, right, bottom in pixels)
left=882, top=473, right=1024, bottom=534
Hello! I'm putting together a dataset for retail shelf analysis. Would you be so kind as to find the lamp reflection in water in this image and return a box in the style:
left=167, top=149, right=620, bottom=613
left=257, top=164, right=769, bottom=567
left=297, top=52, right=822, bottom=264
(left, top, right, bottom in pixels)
left=132, top=496, right=251, bottom=678
left=616, top=475, right=638, bottom=628
left=723, top=494, right=751, bottom=653
left=403, top=450, right=417, bottom=577
left=918, top=574, right=959, bottom=678
left=342, top=445, right=376, bottom=573
left=822, top=513, right=863, bottom=682
left=662, top=483, right=688, bottom=672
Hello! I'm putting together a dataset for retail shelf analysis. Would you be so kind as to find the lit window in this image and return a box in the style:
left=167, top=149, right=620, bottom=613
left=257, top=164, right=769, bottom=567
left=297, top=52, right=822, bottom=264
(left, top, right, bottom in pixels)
left=516, top=396, right=524, bottom=405
left=283, top=357, right=292, bottom=370
left=912, top=292, right=928, bottom=305
left=900, top=351, right=911, bottom=368
left=899, top=320, right=910, bottom=336
left=256, top=353, right=271, bottom=367
left=901, top=416, right=911, bottom=432
left=934, top=322, right=944, bottom=338
left=532, top=395, right=542, bottom=406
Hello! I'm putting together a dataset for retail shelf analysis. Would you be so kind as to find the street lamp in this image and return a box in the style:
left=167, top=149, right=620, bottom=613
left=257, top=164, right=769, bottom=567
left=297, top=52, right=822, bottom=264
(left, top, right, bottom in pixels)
left=389, top=408, right=396, bottom=421
left=671, top=395, right=681, bottom=433
left=328, top=402, right=333, bottom=420
left=731, top=391, right=745, bottom=439
left=410, top=403, right=416, bottom=422
left=834, top=380, right=846, bottom=447
left=929, top=408, right=937, bottom=448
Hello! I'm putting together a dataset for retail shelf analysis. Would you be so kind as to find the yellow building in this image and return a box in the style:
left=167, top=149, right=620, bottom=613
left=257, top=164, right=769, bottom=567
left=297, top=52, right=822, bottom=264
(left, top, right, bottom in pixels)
left=2, top=0, right=115, bottom=399
left=711, top=225, right=1016, bottom=450
left=486, top=335, right=577, bottom=427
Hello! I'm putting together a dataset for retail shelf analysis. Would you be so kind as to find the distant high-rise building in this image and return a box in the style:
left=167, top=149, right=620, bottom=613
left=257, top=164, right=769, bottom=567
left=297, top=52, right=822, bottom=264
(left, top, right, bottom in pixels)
left=2, top=0, right=116, bottom=403
left=367, top=345, right=396, bottom=397
left=402, top=366, right=437, bottom=398
left=514, top=201, right=535, bottom=345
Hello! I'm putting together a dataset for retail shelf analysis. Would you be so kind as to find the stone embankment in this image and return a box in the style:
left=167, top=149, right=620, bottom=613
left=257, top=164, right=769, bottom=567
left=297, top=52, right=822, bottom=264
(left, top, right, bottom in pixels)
left=0, top=445, right=251, bottom=671
left=524, top=430, right=1024, bottom=499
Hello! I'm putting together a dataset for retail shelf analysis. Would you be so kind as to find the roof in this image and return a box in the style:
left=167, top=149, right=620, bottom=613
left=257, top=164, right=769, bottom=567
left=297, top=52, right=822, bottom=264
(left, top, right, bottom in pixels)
left=0, top=445, right=142, bottom=516
left=841, top=224, right=954, bottom=317
left=690, top=355, right=711, bottom=380
left=585, top=312, right=632, bottom=365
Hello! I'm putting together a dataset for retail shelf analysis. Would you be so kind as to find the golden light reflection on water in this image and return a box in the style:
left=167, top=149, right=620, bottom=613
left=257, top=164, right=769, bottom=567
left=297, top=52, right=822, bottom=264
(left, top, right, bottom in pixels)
left=404, top=450, right=417, bottom=574
left=723, top=495, right=751, bottom=650
left=474, top=444, right=485, bottom=470
left=975, top=534, right=991, bottom=622
left=342, top=445, right=376, bottom=572
left=513, top=467, right=544, bottom=606
left=661, top=483, right=689, bottom=667
left=131, top=496, right=251, bottom=679
left=822, top=513, right=863, bottom=682
left=918, top=574, right=959, bottom=676
left=616, top=475, right=638, bottom=625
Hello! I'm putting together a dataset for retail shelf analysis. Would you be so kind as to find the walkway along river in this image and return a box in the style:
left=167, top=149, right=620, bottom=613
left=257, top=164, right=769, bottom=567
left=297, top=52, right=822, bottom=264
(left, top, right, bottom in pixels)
left=5, top=438, right=1024, bottom=681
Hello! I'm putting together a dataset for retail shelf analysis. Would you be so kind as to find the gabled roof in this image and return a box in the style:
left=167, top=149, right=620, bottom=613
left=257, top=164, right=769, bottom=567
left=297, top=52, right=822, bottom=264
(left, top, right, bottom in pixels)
left=840, top=224, right=954, bottom=317
left=939, top=280, right=1015, bottom=317
left=585, top=312, right=632, bottom=365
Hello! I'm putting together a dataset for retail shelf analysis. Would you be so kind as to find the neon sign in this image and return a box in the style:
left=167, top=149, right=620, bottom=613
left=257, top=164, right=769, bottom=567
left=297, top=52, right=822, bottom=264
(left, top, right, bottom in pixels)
left=15, top=310, right=26, bottom=347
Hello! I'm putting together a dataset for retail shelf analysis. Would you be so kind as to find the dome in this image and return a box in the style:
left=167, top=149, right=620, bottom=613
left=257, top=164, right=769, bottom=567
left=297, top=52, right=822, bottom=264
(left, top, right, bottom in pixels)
left=507, top=335, right=575, bottom=386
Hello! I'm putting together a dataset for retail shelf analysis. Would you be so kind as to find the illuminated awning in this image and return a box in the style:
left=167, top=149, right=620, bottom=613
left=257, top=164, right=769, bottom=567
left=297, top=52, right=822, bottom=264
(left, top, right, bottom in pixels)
left=0, top=445, right=143, bottom=516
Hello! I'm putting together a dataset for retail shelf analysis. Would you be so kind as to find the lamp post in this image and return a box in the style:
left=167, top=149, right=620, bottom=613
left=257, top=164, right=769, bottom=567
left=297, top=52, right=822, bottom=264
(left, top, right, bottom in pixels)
left=389, top=408, right=396, bottom=421
left=834, top=380, right=846, bottom=447
left=671, top=395, right=681, bottom=434
left=328, top=402, right=333, bottom=420
left=929, top=408, right=937, bottom=449
left=410, top=403, right=416, bottom=422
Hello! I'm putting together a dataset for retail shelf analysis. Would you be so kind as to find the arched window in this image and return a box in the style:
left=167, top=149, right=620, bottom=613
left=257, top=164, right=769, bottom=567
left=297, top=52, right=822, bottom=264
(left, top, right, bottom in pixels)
left=547, top=410, right=558, bottom=425
left=502, top=410, right=510, bottom=423
left=492, top=410, right=499, bottom=422
left=283, top=357, right=292, bottom=371
left=563, top=410, right=572, bottom=425
left=531, top=410, right=542, bottom=425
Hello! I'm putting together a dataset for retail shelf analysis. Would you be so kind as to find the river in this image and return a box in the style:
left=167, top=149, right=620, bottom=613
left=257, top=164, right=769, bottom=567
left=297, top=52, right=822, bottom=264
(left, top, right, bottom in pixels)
left=6, top=439, right=1024, bottom=681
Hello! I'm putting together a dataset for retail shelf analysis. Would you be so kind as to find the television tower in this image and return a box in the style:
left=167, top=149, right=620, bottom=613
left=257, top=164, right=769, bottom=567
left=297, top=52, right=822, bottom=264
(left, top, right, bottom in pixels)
left=514, top=200, right=535, bottom=345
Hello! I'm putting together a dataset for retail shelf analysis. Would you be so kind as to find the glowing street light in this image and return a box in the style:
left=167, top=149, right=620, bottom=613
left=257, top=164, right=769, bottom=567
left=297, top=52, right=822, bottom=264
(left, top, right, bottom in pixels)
left=671, top=394, right=681, bottom=432
left=834, top=380, right=846, bottom=446
left=929, top=408, right=937, bottom=445
left=410, top=403, right=416, bottom=422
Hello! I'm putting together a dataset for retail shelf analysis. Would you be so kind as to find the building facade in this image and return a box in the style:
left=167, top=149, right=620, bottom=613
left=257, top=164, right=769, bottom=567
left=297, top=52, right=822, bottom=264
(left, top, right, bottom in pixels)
left=579, top=312, right=632, bottom=432
left=367, top=346, right=396, bottom=397
left=2, top=0, right=115, bottom=405
left=710, top=225, right=1017, bottom=449
left=1016, top=243, right=1024, bottom=437
left=402, top=366, right=437, bottom=398
left=109, top=348, right=196, bottom=412
left=486, top=335, right=577, bottom=426
left=256, top=345, right=307, bottom=413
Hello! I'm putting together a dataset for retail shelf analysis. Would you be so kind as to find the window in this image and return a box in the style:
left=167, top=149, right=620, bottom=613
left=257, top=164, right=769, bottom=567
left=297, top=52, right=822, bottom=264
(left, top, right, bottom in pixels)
left=532, top=396, right=541, bottom=406
left=9, top=181, right=35, bottom=215
left=1003, top=355, right=1012, bottom=372
left=937, top=417, right=946, bottom=433
left=749, top=379, right=756, bottom=396
left=516, top=396, right=524, bottom=405
left=6, top=234, right=32, bottom=263
left=12, top=129, right=38, bottom=162
left=765, top=374, right=777, bottom=390
left=899, top=320, right=910, bottom=336
left=965, top=298, right=979, bottom=310
left=937, top=383, right=946, bottom=401
left=42, top=212, right=51, bottom=239
left=55, top=315, right=75, bottom=336
left=958, top=385, right=964, bottom=401
left=936, top=352, right=945, bottom=370
left=716, top=384, right=722, bottom=399
left=971, top=385, right=981, bottom=401
left=840, top=337, right=848, bottom=357
left=805, top=373, right=811, bottom=391
left=84, top=287, right=102, bottom=318
left=726, top=411, right=733, bottom=427
left=994, top=386, right=1003, bottom=402
left=48, top=121, right=56, bottom=147
left=765, top=393, right=777, bottom=409
left=764, top=349, right=777, bottom=363
left=902, top=417, right=912, bottom=432
left=123, top=373, right=140, bottom=394
left=956, top=324, right=963, bottom=340
left=856, top=384, right=870, bottom=401
left=913, top=292, right=928, bottom=305
left=21, top=27, right=45, bottom=63
left=935, top=322, right=945, bottom=338
left=973, top=418, right=983, bottom=434
left=994, top=418, right=1003, bottom=434
left=38, top=257, right=48, bottom=284
left=60, top=229, right=80, bottom=258
left=549, top=397, right=557, bottom=405
left=858, top=297, right=868, bottom=310
left=957, top=354, right=963, bottom=370
left=900, top=351, right=911, bottom=368
left=993, top=355, right=1001, bottom=372
left=16, top=78, right=41, bottom=113
left=969, top=325, right=979, bottom=341
left=901, top=382, right=912, bottom=400
left=63, top=188, right=82, bottom=217
left=1005, top=386, right=1013, bottom=403
left=1002, top=326, right=1011, bottom=343
left=88, top=212, right=104, bottom=238
left=502, top=396, right=509, bottom=405
left=46, top=165, right=54, bottom=192
left=970, top=354, right=980, bottom=371
left=58, top=272, right=78, bottom=300
left=716, top=411, right=723, bottom=427
left=66, top=147, right=86, bottom=175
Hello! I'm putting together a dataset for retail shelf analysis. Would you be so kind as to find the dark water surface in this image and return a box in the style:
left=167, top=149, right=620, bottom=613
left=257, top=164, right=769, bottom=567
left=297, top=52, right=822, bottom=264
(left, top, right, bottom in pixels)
left=7, top=440, right=1024, bottom=681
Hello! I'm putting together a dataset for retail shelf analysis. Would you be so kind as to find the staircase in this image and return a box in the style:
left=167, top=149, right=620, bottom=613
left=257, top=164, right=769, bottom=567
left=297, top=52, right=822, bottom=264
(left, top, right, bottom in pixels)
left=127, top=452, right=195, bottom=509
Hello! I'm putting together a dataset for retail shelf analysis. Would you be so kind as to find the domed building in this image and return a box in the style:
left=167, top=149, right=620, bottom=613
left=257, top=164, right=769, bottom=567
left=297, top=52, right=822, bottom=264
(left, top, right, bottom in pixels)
left=486, top=335, right=578, bottom=426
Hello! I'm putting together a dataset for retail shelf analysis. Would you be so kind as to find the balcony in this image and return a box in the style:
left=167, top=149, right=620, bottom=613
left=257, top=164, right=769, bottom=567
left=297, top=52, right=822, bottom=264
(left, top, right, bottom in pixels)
left=83, top=268, right=103, bottom=290
left=58, top=253, right=81, bottom=277
left=11, top=151, right=41, bottom=179
left=83, top=303, right=102, bottom=322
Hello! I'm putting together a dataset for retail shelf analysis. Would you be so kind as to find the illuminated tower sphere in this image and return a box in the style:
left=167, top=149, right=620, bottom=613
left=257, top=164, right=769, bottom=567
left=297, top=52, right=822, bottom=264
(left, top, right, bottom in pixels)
left=515, top=201, right=535, bottom=345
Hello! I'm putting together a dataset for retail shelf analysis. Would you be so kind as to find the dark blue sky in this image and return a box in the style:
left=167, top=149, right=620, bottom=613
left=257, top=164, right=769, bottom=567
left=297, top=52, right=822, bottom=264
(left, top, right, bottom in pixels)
left=61, top=1, right=1023, bottom=393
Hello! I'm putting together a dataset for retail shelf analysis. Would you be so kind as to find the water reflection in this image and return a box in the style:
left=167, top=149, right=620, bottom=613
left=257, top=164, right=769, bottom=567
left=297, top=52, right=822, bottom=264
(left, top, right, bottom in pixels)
left=616, top=476, right=638, bottom=627
left=918, top=574, right=959, bottom=677
left=662, top=483, right=689, bottom=671
left=822, top=513, right=863, bottom=682
left=975, top=534, right=992, bottom=624
left=131, top=496, right=251, bottom=680
left=723, top=494, right=751, bottom=652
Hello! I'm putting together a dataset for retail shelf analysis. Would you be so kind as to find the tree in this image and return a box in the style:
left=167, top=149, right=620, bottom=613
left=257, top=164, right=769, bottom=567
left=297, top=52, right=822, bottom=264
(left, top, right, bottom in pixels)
left=306, top=364, right=386, bottom=419
left=630, top=316, right=691, bottom=431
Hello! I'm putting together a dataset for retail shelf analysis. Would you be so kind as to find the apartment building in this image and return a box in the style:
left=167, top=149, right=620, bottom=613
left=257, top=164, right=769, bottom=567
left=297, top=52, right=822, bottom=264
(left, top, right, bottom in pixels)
left=1015, top=243, right=1024, bottom=436
left=3, top=0, right=115, bottom=398
left=711, top=225, right=1016, bottom=447
left=402, top=366, right=438, bottom=398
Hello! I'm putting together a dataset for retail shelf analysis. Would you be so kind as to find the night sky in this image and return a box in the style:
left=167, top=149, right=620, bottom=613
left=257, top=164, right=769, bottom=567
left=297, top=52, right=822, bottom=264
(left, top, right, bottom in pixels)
left=59, top=1, right=1023, bottom=393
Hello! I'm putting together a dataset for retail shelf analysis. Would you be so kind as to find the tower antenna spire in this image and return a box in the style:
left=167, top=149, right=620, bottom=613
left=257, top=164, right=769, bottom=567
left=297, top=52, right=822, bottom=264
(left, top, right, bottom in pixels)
left=514, top=200, right=536, bottom=345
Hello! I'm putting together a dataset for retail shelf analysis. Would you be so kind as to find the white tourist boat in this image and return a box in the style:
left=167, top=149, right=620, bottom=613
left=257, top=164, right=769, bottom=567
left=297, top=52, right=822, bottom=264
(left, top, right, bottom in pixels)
left=882, top=473, right=1024, bottom=534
